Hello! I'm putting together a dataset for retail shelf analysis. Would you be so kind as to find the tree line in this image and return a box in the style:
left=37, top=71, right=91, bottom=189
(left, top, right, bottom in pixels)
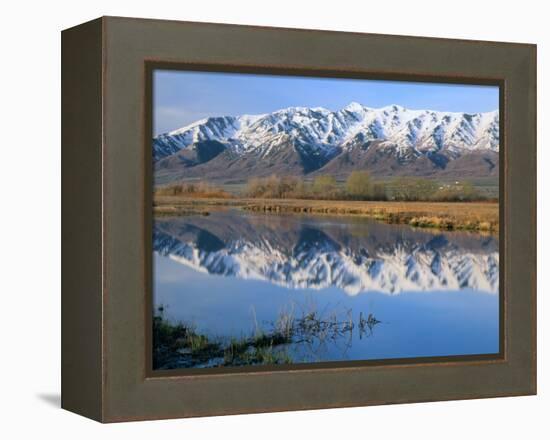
left=155, top=181, right=232, bottom=199
left=245, top=172, right=489, bottom=202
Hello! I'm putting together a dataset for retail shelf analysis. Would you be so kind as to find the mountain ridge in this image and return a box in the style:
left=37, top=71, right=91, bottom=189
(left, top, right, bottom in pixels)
left=153, top=102, right=499, bottom=183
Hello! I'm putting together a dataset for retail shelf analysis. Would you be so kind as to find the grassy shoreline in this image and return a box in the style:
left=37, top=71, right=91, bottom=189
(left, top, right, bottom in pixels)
left=154, top=304, right=380, bottom=369
left=154, top=196, right=499, bottom=232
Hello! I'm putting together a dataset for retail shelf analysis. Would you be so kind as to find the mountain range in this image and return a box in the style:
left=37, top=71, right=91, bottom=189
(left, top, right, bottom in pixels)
left=154, top=212, right=499, bottom=295
left=153, top=102, right=499, bottom=183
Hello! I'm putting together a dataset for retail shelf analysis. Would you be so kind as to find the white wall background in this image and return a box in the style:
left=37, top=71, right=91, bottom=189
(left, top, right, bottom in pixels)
left=0, top=0, right=546, bottom=437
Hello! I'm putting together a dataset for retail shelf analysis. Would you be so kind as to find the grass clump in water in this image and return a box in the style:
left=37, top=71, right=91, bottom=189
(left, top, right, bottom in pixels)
left=153, top=303, right=382, bottom=370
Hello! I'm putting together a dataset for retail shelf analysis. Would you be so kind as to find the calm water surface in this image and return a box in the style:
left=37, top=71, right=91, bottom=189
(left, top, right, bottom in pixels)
left=153, top=210, right=499, bottom=369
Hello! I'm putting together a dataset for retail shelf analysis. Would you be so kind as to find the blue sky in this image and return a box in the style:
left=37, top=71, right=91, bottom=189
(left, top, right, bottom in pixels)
left=153, top=69, right=499, bottom=136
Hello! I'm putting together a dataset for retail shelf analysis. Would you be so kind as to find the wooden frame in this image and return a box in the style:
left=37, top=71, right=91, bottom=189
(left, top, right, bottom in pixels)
left=62, top=16, right=536, bottom=422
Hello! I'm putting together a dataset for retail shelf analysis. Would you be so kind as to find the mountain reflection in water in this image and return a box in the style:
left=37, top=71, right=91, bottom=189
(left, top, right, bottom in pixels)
left=153, top=211, right=499, bottom=295
left=152, top=210, right=500, bottom=369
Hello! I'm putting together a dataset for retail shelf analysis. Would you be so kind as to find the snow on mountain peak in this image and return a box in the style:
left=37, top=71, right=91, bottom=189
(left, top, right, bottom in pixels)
left=343, top=101, right=367, bottom=113
left=382, top=103, right=406, bottom=112
left=153, top=102, right=499, bottom=163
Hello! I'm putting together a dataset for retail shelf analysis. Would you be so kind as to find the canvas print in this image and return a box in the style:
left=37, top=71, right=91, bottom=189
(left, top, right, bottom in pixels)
left=151, top=69, right=500, bottom=370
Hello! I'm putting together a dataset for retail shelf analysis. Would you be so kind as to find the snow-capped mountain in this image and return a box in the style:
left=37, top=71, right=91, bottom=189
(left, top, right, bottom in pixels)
left=154, top=213, right=499, bottom=295
left=153, top=103, right=499, bottom=182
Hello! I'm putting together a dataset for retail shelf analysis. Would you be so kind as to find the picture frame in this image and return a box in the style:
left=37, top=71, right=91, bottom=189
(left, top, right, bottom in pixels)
left=61, top=16, right=536, bottom=422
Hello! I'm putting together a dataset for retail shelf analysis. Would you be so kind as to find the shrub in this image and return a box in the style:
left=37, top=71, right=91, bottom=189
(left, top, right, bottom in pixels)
left=344, top=171, right=387, bottom=200
left=371, top=182, right=388, bottom=201
left=432, top=181, right=484, bottom=202
left=246, top=175, right=303, bottom=198
left=346, top=171, right=372, bottom=198
left=392, top=177, right=439, bottom=201
left=312, top=175, right=338, bottom=197
left=246, top=177, right=267, bottom=197
left=155, top=181, right=232, bottom=198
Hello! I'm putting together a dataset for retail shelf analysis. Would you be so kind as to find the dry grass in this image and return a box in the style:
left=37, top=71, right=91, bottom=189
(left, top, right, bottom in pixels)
left=154, top=181, right=233, bottom=199
left=153, top=196, right=499, bottom=232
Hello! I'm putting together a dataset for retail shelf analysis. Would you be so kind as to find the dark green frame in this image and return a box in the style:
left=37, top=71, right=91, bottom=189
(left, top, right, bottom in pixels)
left=62, top=16, right=536, bottom=422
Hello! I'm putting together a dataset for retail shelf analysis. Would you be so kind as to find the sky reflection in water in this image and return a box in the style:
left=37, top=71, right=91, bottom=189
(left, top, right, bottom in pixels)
left=153, top=211, right=499, bottom=366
